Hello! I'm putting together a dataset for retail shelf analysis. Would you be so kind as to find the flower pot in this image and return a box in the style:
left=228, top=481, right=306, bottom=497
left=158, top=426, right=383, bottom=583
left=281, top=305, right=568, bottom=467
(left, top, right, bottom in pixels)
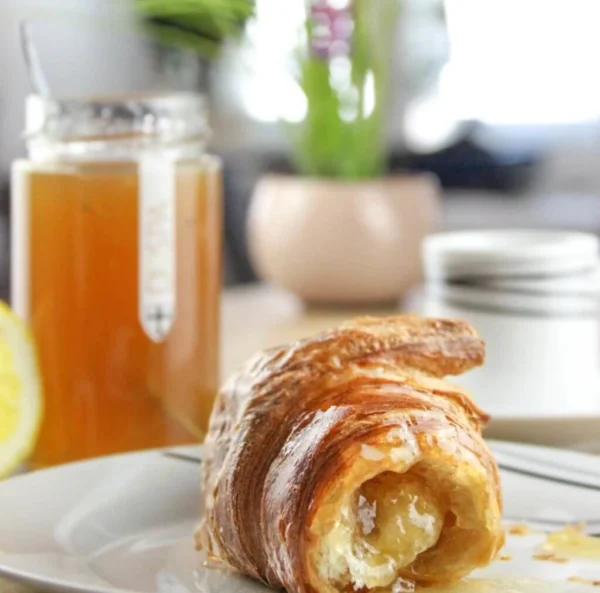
left=247, top=174, right=440, bottom=305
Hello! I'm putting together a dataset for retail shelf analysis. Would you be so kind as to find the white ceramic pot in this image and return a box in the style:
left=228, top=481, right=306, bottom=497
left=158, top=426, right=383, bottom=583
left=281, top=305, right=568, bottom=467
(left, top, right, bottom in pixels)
left=247, top=174, right=440, bottom=304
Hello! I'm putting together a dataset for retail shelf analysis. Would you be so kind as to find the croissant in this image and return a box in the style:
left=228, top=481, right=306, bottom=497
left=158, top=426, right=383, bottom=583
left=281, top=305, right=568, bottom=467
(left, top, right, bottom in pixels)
left=196, top=315, right=504, bottom=592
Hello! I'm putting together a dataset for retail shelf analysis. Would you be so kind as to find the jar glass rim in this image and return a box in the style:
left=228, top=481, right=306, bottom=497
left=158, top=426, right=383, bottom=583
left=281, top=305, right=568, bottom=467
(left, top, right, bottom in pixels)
left=25, top=92, right=209, bottom=144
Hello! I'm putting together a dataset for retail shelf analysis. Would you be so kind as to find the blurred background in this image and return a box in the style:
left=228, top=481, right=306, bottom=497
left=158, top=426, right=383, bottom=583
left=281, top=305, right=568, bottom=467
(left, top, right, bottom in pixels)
left=1, top=0, right=600, bottom=293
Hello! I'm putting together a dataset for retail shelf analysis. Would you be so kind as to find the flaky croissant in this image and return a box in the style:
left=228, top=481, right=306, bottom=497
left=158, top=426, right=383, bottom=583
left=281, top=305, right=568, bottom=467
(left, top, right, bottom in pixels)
left=196, top=316, right=504, bottom=592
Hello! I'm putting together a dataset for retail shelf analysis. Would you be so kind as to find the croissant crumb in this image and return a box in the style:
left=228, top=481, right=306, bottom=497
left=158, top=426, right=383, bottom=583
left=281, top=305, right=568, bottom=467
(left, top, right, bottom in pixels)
left=533, top=552, right=569, bottom=563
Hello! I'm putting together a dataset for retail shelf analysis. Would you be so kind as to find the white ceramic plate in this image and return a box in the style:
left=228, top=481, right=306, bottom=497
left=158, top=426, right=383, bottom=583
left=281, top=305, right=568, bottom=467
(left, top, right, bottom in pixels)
left=487, top=410, right=600, bottom=454
left=480, top=373, right=600, bottom=452
left=1, top=442, right=600, bottom=593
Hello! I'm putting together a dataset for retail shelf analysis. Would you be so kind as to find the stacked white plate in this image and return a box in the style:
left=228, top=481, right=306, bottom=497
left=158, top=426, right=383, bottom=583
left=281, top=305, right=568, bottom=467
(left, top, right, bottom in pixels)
left=422, top=230, right=600, bottom=448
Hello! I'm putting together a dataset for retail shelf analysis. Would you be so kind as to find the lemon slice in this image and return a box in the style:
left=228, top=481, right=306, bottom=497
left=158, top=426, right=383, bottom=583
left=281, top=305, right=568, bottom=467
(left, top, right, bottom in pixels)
left=0, top=301, right=42, bottom=478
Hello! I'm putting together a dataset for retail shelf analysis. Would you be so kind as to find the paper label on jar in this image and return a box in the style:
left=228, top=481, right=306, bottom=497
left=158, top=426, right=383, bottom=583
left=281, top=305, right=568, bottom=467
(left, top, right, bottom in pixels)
left=138, top=155, right=176, bottom=342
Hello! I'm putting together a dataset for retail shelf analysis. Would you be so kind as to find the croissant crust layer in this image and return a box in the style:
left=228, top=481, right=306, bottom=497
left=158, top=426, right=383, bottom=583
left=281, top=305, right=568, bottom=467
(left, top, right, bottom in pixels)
left=197, top=315, right=504, bottom=593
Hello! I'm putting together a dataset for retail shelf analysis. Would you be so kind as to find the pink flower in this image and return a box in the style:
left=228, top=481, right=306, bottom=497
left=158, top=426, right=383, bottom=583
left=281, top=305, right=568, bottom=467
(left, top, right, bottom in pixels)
left=309, top=0, right=355, bottom=60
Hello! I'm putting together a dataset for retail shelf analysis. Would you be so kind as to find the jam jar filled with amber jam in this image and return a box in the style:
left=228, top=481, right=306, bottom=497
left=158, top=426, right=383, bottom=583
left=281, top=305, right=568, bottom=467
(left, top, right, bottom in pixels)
left=12, top=94, right=222, bottom=467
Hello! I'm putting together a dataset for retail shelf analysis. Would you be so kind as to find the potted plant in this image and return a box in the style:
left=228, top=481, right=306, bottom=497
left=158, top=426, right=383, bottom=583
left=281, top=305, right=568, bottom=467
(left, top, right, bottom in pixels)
left=246, top=0, right=440, bottom=305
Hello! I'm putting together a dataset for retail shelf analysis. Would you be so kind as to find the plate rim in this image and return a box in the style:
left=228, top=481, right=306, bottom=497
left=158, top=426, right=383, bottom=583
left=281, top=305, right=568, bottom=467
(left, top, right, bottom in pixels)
left=488, top=411, right=600, bottom=423
left=486, top=378, right=600, bottom=422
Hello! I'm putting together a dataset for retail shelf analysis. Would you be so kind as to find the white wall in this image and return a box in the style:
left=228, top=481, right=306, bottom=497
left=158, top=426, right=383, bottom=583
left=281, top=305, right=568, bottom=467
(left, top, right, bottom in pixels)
left=0, top=0, right=161, bottom=176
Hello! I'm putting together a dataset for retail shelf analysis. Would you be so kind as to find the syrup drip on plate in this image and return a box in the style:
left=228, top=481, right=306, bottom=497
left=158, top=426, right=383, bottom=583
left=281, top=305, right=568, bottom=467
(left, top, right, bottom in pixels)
left=540, top=525, right=600, bottom=560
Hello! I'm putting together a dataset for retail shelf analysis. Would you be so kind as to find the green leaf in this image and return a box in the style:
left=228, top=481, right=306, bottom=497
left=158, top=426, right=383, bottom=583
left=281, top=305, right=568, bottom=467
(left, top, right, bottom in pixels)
left=135, top=0, right=254, bottom=57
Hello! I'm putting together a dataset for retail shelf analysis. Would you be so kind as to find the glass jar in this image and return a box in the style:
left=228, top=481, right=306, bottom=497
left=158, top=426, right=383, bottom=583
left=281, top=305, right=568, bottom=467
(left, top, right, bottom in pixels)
left=11, top=93, right=222, bottom=468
